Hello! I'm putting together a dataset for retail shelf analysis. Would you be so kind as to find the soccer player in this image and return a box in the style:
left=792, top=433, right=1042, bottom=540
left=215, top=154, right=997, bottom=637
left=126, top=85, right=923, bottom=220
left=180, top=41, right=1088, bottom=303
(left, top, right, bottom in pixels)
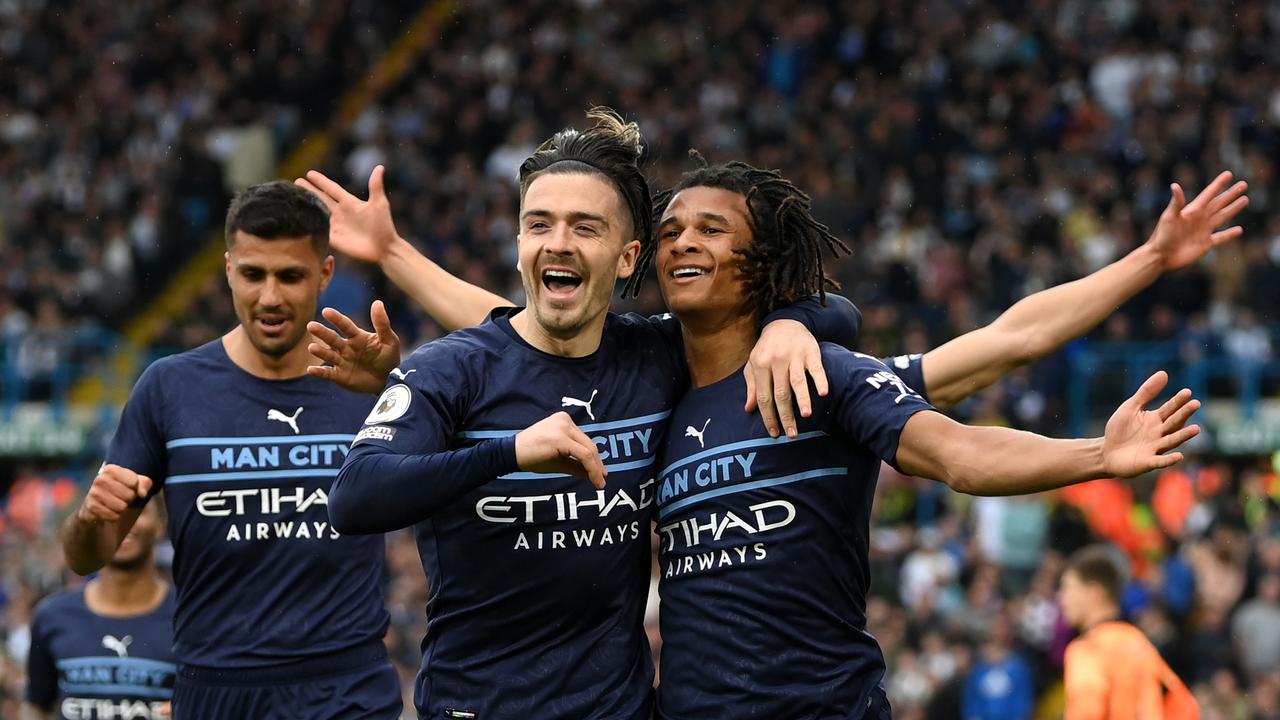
left=1060, top=545, right=1199, bottom=719
left=317, top=154, right=1239, bottom=712
left=59, top=182, right=402, bottom=719
left=645, top=159, right=1203, bottom=718
left=317, top=110, right=859, bottom=720
left=25, top=500, right=174, bottom=720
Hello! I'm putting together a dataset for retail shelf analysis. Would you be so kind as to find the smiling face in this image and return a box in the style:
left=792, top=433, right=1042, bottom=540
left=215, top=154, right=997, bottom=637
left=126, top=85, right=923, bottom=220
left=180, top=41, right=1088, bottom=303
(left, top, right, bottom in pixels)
left=656, top=186, right=755, bottom=324
left=226, top=232, right=334, bottom=358
left=517, top=172, right=640, bottom=340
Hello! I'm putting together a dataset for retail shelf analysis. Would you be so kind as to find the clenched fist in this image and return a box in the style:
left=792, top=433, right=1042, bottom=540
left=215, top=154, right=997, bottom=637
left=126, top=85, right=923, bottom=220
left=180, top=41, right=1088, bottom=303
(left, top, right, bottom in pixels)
left=78, top=464, right=153, bottom=523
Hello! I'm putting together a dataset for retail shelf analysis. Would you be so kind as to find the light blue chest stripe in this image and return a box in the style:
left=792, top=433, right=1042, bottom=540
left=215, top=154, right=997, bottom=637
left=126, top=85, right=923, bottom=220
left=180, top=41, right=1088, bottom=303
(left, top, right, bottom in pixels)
left=456, top=410, right=672, bottom=439
left=500, top=455, right=656, bottom=481
left=166, top=434, right=356, bottom=449
left=658, top=430, right=828, bottom=478
left=656, top=467, right=848, bottom=520
left=57, top=681, right=171, bottom=699
left=57, top=657, right=176, bottom=673
left=166, top=468, right=339, bottom=485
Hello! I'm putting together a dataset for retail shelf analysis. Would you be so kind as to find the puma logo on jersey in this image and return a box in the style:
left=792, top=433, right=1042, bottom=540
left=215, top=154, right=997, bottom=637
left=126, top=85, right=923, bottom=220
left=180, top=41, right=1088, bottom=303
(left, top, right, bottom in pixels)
left=390, top=368, right=416, bottom=380
left=267, top=407, right=303, bottom=434
left=685, top=418, right=711, bottom=448
left=102, top=635, right=132, bottom=658
left=561, top=389, right=599, bottom=420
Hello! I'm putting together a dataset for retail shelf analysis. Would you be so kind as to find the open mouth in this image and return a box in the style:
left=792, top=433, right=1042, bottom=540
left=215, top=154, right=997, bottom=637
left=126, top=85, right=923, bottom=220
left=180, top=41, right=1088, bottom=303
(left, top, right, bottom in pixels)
left=542, top=268, right=584, bottom=295
left=257, top=316, right=291, bottom=334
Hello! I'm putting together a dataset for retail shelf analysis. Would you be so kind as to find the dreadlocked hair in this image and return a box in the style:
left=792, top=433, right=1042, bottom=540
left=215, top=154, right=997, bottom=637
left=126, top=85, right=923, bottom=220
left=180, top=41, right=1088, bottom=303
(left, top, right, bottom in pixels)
left=654, top=151, right=852, bottom=319
left=518, top=107, right=654, bottom=299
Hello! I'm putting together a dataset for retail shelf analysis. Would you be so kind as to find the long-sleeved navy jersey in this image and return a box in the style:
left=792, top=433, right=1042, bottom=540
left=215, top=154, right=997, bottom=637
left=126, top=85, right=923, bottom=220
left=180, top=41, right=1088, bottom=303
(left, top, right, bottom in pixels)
left=332, top=299, right=861, bottom=720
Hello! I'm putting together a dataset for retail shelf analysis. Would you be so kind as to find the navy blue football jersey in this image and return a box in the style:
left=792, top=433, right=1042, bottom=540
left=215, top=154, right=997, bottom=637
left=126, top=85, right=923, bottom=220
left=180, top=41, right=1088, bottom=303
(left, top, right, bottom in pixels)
left=654, top=346, right=934, bottom=719
left=105, top=340, right=389, bottom=668
left=333, top=309, right=682, bottom=720
left=883, top=352, right=929, bottom=404
left=27, top=586, right=177, bottom=720
left=333, top=297, right=859, bottom=720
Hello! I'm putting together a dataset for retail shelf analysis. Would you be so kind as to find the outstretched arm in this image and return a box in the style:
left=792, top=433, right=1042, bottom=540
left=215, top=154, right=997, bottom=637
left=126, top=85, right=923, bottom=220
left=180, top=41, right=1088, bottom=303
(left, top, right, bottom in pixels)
left=922, top=171, right=1248, bottom=410
left=898, top=371, right=1200, bottom=495
left=297, top=165, right=514, bottom=331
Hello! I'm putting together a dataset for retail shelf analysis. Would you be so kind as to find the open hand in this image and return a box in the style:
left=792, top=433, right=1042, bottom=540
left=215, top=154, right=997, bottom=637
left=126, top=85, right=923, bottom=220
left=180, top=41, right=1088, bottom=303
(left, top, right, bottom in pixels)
left=296, top=165, right=400, bottom=264
left=1148, top=170, right=1248, bottom=272
left=306, top=300, right=402, bottom=394
left=1102, top=371, right=1201, bottom=477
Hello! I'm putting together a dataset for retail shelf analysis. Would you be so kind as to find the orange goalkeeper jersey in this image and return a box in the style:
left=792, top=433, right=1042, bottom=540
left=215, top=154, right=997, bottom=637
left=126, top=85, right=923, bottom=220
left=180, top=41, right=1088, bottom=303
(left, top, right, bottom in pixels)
left=1064, top=621, right=1198, bottom=720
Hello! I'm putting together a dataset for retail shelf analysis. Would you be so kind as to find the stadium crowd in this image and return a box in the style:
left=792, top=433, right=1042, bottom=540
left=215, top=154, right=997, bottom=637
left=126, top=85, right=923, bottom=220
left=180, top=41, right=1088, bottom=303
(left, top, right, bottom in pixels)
left=0, top=0, right=417, bottom=400
left=3, top=0, right=1280, bottom=717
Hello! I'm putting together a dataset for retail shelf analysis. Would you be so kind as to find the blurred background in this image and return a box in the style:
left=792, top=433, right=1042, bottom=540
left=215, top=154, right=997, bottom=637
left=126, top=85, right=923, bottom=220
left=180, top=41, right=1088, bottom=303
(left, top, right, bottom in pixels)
left=2, top=0, right=1280, bottom=718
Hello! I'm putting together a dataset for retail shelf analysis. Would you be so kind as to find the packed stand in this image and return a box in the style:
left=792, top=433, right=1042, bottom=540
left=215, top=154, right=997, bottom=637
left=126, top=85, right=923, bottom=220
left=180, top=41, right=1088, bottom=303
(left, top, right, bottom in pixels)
left=165, top=0, right=1280, bottom=434
left=0, top=0, right=417, bottom=401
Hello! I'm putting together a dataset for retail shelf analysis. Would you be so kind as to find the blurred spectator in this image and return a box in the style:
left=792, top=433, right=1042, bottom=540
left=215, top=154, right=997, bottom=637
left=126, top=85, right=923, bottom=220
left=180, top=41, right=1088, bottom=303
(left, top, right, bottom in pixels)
left=962, top=615, right=1034, bottom=720
left=900, top=526, right=961, bottom=617
left=1232, top=573, right=1280, bottom=679
left=0, top=0, right=413, bottom=335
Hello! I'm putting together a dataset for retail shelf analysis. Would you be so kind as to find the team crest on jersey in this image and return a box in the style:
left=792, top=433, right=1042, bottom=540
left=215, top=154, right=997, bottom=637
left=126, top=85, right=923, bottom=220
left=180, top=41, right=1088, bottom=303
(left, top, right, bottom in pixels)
left=366, top=384, right=411, bottom=424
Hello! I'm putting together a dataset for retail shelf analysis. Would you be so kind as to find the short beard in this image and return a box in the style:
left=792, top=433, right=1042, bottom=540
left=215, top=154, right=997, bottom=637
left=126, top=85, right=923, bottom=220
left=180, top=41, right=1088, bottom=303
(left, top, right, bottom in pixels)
left=108, top=549, right=153, bottom=572
left=248, top=332, right=300, bottom=358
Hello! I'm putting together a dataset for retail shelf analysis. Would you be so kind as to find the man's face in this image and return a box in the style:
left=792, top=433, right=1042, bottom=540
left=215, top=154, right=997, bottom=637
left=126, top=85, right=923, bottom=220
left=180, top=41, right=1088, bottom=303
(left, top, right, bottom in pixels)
left=110, top=504, right=162, bottom=570
left=225, top=232, right=333, bottom=358
left=656, top=186, right=753, bottom=323
left=1057, top=569, right=1091, bottom=628
left=517, top=173, right=639, bottom=339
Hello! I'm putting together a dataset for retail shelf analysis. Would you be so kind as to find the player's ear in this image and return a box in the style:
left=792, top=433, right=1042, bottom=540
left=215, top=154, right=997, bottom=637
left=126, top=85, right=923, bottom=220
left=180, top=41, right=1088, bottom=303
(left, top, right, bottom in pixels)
left=319, top=254, right=335, bottom=293
left=615, top=238, right=641, bottom=280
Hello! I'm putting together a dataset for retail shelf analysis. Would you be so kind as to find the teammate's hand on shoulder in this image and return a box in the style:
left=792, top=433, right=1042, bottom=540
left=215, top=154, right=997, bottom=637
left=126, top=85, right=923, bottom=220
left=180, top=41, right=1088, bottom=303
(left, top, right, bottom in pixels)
left=1101, top=371, right=1201, bottom=478
left=78, top=464, right=152, bottom=523
left=514, top=411, right=607, bottom=489
left=745, top=319, right=829, bottom=439
left=307, top=300, right=402, bottom=395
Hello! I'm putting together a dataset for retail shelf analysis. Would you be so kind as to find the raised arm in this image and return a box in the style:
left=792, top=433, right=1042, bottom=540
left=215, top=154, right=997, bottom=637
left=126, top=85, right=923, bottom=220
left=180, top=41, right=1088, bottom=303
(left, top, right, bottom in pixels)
left=297, top=165, right=514, bottom=332
left=897, top=371, right=1200, bottom=495
left=922, top=171, right=1248, bottom=410
left=61, top=464, right=149, bottom=575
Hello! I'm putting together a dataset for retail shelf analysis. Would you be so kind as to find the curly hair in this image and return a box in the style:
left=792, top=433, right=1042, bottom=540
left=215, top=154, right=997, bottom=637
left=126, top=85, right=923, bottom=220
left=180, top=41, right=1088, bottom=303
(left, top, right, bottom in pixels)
left=649, top=152, right=851, bottom=318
